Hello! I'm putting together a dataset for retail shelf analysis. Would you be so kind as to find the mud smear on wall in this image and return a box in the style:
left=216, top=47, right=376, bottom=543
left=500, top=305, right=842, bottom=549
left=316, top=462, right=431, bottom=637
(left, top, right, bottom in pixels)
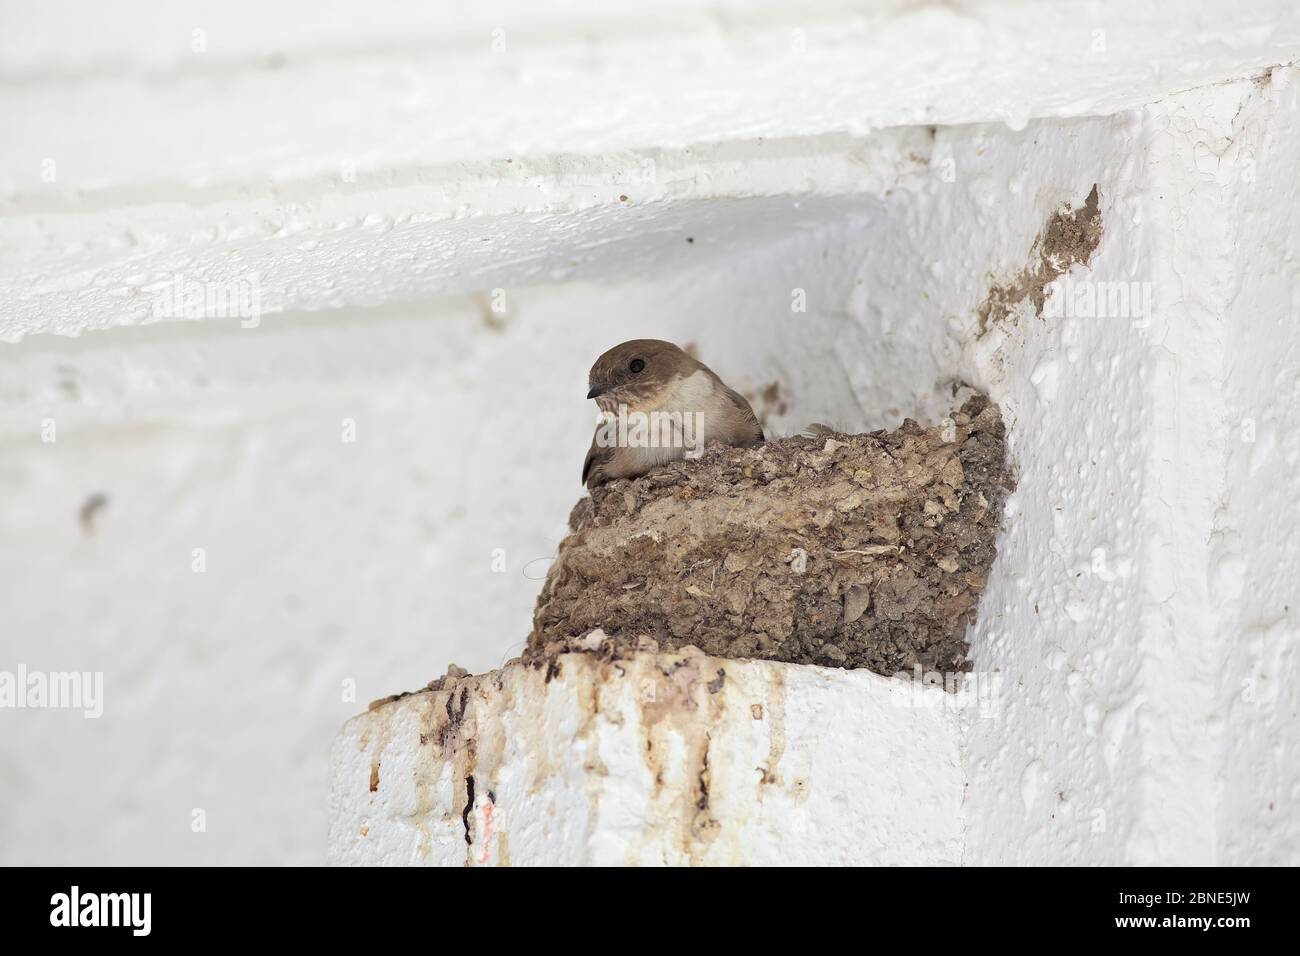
left=629, top=649, right=727, bottom=863
left=746, top=381, right=789, bottom=428
left=355, top=646, right=748, bottom=865
left=363, top=676, right=491, bottom=863
left=528, top=395, right=1012, bottom=676
left=978, top=184, right=1103, bottom=335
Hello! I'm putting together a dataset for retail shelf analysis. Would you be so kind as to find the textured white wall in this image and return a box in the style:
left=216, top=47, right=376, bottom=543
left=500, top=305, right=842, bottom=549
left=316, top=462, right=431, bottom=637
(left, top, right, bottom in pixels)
left=3, top=1, right=1298, bottom=865
left=1147, top=73, right=1300, bottom=865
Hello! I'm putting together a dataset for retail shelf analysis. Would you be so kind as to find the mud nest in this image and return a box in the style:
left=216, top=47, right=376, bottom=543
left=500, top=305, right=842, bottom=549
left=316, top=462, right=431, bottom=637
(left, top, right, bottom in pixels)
left=527, top=395, right=1013, bottom=676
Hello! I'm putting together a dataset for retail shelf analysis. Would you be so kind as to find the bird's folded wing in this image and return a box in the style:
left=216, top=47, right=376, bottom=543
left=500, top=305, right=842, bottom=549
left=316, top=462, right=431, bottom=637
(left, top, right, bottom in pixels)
left=722, top=384, right=765, bottom=444
left=582, top=428, right=614, bottom=487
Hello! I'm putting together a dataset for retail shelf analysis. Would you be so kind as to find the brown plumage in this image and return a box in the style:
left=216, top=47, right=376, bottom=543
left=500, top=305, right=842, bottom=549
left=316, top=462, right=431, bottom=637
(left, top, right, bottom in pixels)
left=582, top=339, right=763, bottom=488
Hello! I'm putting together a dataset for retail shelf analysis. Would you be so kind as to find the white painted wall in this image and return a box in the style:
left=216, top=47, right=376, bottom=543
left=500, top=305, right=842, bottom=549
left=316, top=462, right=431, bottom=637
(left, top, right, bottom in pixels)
left=2, top=1, right=1298, bottom=865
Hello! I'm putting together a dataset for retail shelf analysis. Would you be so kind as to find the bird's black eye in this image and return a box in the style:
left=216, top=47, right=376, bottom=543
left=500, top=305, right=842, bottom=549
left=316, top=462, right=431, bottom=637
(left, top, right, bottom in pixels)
left=629, top=358, right=646, bottom=373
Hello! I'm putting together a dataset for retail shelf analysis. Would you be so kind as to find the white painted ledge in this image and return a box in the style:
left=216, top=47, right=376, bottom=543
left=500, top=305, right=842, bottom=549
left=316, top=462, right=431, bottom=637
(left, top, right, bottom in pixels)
left=328, top=646, right=966, bottom=866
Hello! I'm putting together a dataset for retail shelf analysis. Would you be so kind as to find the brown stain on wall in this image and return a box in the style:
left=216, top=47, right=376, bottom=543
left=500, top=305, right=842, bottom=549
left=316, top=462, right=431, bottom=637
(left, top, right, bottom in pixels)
left=977, top=184, right=1104, bottom=335
left=630, top=651, right=725, bottom=863
left=747, top=381, right=789, bottom=428
left=352, top=648, right=813, bottom=866
left=360, top=708, right=394, bottom=809
left=382, top=679, right=482, bottom=862
left=759, top=668, right=786, bottom=789
left=356, top=668, right=525, bottom=865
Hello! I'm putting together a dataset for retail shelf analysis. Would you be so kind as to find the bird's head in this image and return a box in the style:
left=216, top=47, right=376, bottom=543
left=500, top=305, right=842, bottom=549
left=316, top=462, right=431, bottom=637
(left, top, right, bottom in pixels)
left=586, top=339, right=697, bottom=411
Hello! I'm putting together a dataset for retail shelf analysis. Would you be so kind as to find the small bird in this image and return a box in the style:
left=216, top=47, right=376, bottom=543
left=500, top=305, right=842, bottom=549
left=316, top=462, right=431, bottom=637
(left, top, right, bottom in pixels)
left=582, top=339, right=764, bottom=488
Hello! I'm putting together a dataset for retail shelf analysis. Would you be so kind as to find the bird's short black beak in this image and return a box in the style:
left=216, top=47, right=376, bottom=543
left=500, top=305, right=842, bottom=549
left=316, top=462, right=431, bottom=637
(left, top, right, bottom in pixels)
left=587, top=384, right=610, bottom=399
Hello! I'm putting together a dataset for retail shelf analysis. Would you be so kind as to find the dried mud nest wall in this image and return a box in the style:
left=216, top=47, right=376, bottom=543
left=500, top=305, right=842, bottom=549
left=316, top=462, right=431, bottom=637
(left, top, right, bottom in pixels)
left=528, top=395, right=1013, bottom=676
